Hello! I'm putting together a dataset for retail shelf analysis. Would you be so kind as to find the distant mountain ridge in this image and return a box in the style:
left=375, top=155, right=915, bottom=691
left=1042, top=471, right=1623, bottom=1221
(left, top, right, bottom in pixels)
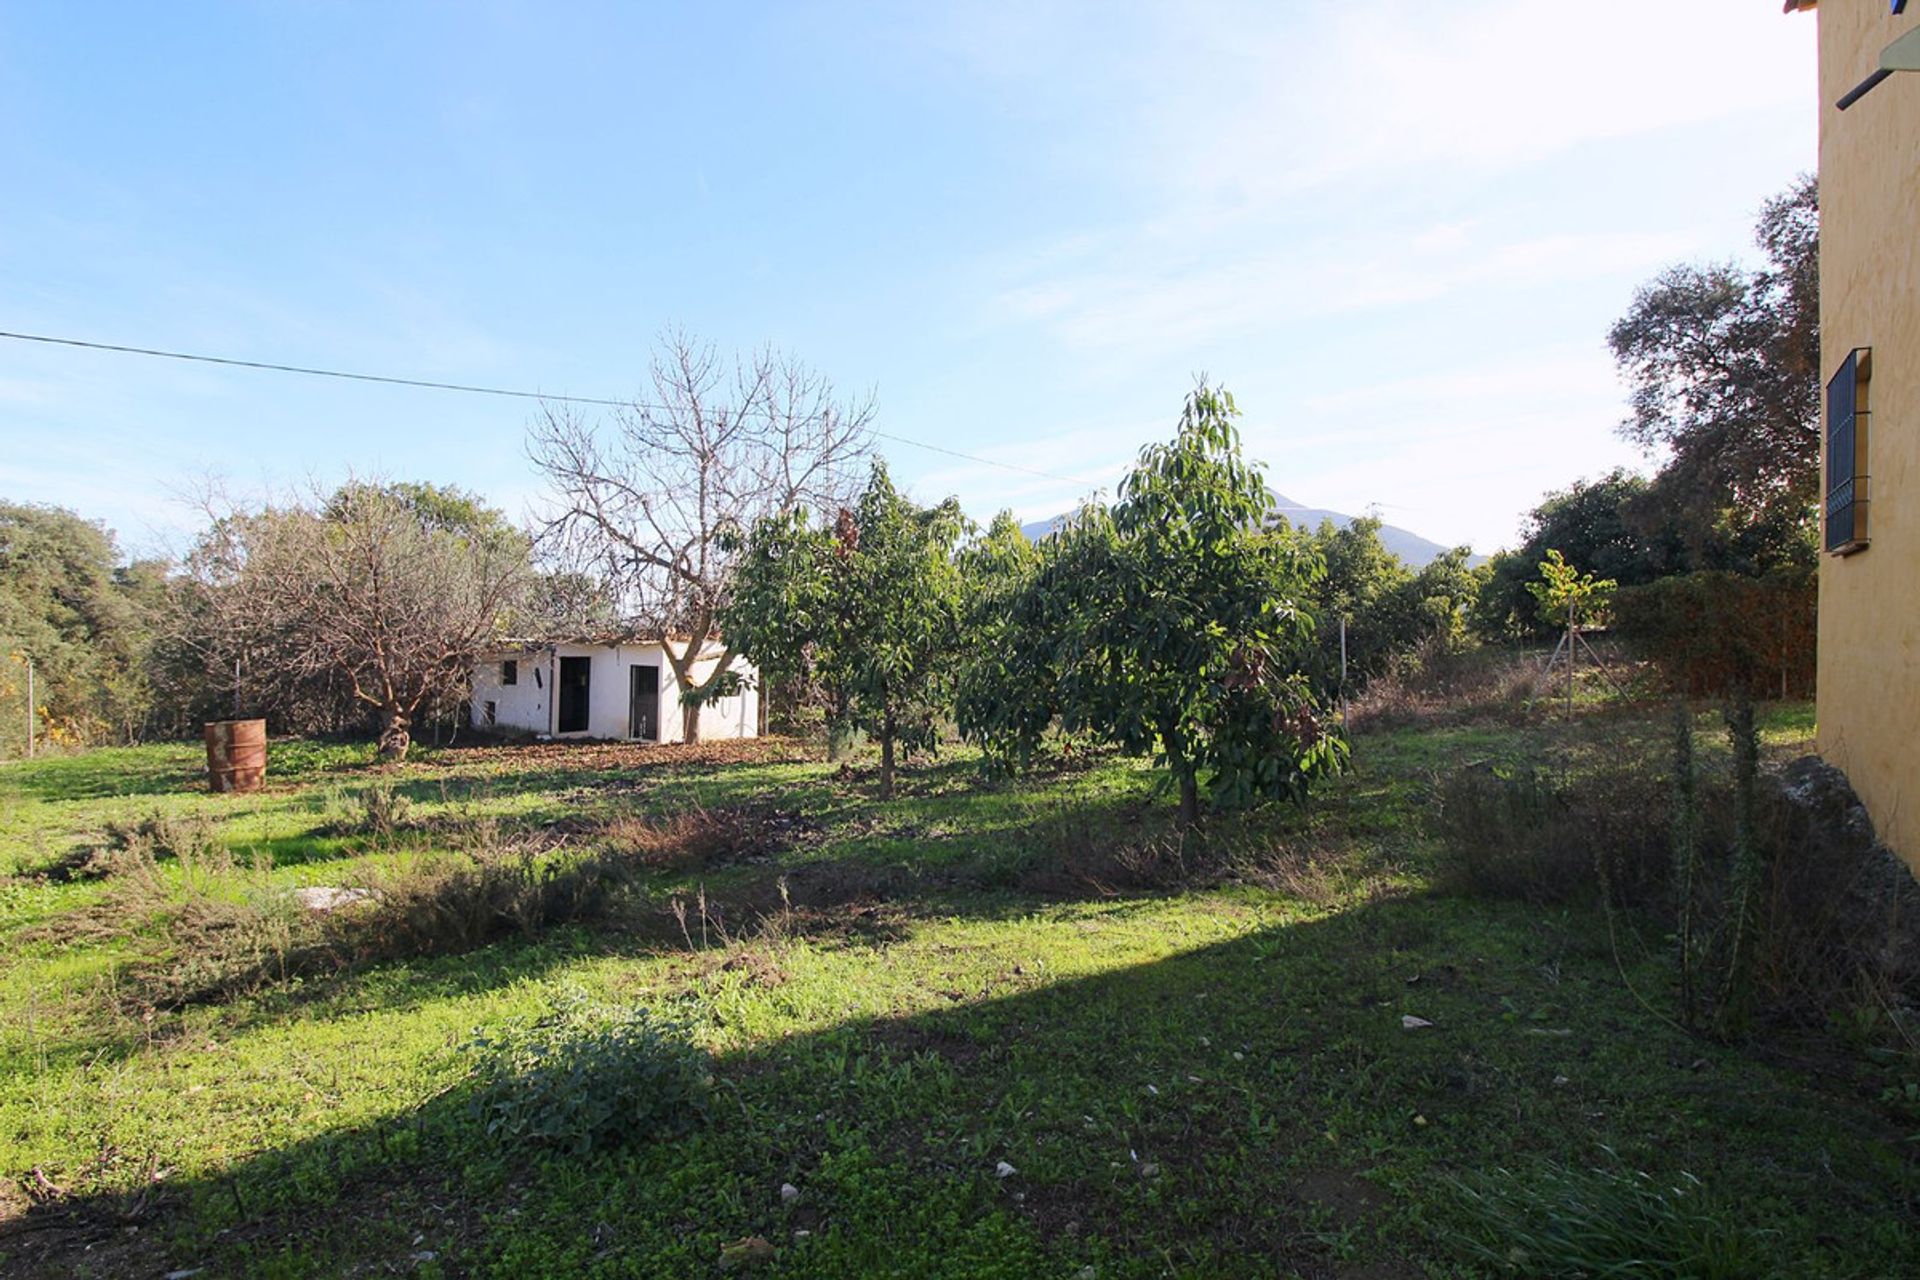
left=1019, top=493, right=1472, bottom=568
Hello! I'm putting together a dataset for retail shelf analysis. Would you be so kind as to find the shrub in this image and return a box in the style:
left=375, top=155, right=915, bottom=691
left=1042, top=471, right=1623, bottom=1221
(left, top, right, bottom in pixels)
left=1445, top=1151, right=1770, bottom=1278
left=1611, top=570, right=1814, bottom=699
left=461, top=989, right=710, bottom=1155
left=1430, top=763, right=1670, bottom=906
left=317, top=780, right=415, bottom=838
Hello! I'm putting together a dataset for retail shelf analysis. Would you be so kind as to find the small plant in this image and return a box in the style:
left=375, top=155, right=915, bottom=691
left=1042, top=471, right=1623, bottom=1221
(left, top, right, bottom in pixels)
left=1445, top=1150, right=1770, bottom=1278
left=1672, top=702, right=1700, bottom=1028
left=317, top=781, right=414, bottom=838
left=461, top=989, right=710, bottom=1155
left=90, top=813, right=225, bottom=878
left=1716, top=696, right=1762, bottom=1036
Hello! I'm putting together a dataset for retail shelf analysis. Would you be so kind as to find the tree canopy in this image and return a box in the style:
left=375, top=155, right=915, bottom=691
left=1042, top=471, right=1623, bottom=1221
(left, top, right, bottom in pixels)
left=1608, top=175, right=1818, bottom=558
left=966, top=385, right=1342, bottom=823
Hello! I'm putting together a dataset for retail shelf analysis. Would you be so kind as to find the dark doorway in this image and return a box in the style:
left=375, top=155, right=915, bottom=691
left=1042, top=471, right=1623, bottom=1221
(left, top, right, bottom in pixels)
left=629, top=664, right=661, bottom=741
left=557, top=656, right=591, bottom=733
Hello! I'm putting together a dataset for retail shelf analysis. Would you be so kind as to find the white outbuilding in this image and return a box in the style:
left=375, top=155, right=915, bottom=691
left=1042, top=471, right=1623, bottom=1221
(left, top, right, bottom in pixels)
left=470, top=636, right=759, bottom=742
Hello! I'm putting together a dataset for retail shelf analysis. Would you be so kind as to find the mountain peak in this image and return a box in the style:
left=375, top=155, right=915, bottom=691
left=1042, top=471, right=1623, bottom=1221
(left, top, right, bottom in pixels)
left=1019, top=496, right=1473, bottom=568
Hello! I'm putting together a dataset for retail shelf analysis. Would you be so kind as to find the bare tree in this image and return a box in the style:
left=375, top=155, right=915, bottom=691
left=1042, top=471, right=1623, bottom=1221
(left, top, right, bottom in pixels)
left=172, top=482, right=532, bottom=757
left=529, top=331, right=873, bottom=741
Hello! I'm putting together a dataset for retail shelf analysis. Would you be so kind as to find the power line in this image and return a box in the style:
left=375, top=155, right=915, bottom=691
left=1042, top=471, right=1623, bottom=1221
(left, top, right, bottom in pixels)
left=0, top=327, right=1107, bottom=490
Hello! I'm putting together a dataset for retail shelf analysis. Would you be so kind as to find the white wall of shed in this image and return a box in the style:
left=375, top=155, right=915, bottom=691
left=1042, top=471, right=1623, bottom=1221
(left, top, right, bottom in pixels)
left=472, top=643, right=758, bottom=741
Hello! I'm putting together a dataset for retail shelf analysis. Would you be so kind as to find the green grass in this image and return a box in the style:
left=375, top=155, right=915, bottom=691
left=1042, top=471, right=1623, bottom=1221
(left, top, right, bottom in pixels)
left=0, top=706, right=1913, bottom=1278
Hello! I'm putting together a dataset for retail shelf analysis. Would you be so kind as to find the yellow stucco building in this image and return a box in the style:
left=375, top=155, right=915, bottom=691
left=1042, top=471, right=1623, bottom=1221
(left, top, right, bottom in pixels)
left=1800, top=0, right=1920, bottom=874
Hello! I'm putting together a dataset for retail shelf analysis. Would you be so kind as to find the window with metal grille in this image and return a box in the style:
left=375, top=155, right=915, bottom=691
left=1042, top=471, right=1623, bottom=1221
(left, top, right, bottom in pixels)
left=1826, top=348, right=1871, bottom=554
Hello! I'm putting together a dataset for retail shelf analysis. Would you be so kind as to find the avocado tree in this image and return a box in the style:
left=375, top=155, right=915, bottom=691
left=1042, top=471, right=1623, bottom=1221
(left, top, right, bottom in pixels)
left=965, top=385, right=1342, bottom=824
left=724, top=462, right=966, bottom=797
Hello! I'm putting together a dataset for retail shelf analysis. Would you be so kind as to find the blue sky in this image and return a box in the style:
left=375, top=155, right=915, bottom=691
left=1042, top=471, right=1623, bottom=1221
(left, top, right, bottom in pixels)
left=0, top=1, right=1815, bottom=559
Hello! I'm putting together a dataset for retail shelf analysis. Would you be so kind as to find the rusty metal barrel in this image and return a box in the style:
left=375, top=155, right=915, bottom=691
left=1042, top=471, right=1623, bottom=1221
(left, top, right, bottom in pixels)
left=204, top=719, right=267, bottom=793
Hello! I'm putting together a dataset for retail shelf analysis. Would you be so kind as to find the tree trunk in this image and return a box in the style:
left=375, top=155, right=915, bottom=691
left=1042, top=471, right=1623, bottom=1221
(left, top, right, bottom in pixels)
left=1163, top=719, right=1200, bottom=828
left=682, top=698, right=701, bottom=745
left=378, top=704, right=411, bottom=760
left=1176, top=770, right=1200, bottom=829
left=879, top=717, right=896, bottom=799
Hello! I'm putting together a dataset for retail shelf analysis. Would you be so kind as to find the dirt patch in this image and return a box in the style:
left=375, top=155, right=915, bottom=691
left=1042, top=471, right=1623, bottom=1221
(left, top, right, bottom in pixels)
left=443, top=736, right=816, bottom=774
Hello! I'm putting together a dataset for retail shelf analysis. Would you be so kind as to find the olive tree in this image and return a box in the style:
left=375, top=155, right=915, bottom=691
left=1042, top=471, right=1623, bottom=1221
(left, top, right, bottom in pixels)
left=529, top=331, right=872, bottom=741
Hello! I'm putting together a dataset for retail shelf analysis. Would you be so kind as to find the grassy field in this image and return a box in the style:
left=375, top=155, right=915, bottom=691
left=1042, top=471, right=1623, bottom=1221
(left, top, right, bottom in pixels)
left=1, top=702, right=1914, bottom=1278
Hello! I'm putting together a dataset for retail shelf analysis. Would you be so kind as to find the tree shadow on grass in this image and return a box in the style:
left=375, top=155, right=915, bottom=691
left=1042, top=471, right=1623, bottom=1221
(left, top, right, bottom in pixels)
left=8, top=889, right=1917, bottom=1280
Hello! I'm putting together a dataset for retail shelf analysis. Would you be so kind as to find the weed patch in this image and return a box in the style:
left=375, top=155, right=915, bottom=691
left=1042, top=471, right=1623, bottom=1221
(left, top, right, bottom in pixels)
left=461, top=988, right=710, bottom=1156
left=1445, top=1151, right=1771, bottom=1278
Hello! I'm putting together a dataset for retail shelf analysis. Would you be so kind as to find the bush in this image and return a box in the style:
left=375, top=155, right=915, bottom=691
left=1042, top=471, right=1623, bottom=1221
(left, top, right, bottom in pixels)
left=1611, top=570, right=1814, bottom=699
left=1445, top=1150, right=1770, bottom=1278
left=1433, top=714, right=1920, bottom=1043
left=1430, top=763, right=1670, bottom=906
left=317, top=781, right=415, bottom=838
left=461, top=989, right=710, bottom=1155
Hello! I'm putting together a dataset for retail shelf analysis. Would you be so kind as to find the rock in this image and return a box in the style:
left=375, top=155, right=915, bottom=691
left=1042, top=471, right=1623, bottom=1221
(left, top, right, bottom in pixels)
left=719, top=1236, right=777, bottom=1269
left=1401, top=1015, right=1434, bottom=1030
left=164, top=1270, right=203, bottom=1280
left=294, top=886, right=376, bottom=913
left=1769, top=756, right=1920, bottom=984
left=995, top=1161, right=1017, bottom=1179
left=780, top=1182, right=799, bottom=1204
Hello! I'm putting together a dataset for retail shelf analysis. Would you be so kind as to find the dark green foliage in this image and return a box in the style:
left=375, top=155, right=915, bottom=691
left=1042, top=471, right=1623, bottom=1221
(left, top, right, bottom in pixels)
left=1296, top=517, right=1482, bottom=694
left=723, top=462, right=966, bottom=795
left=952, top=512, right=1046, bottom=775
left=0, top=501, right=157, bottom=751
left=462, top=990, right=710, bottom=1155
left=1609, top=175, right=1819, bottom=553
left=965, top=385, right=1343, bottom=822
left=1472, top=470, right=1683, bottom=640
left=1611, top=570, right=1815, bottom=699
left=1446, top=1152, right=1770, bottom=1279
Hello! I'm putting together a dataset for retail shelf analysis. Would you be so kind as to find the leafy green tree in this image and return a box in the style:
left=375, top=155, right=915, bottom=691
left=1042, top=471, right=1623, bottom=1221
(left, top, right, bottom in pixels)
left=1473, top=470, right=1682, bottom=639
left=1608, top=175, right=1818, bottom=557
left=0, top=502, right=154, bottom=751
left=952, top=511, right=1044, bottom=770
left=1527, top=550, right=1616, bottom=630
left=724, top=463, right=966, bottom=796
left=969, top=385, right=1341, bottom=824
left=1293, top=518, right=1481, bottom=693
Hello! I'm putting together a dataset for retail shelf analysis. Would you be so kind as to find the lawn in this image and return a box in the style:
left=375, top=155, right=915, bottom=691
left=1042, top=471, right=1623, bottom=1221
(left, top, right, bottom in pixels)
left=0, top=703, right=1913, bottom=1278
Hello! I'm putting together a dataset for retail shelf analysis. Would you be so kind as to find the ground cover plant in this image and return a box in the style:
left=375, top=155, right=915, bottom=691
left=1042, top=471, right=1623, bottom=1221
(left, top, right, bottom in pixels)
left=1, top=698, right=1916, bottom=1278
